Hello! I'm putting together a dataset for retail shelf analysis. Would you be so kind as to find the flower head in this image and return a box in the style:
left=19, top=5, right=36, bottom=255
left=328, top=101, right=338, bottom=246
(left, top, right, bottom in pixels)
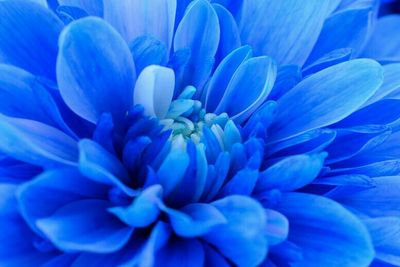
left=0, top=0, right=400, bottom=266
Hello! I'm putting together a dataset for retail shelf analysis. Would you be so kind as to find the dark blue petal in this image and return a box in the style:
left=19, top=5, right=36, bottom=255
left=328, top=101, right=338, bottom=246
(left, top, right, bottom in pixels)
left=130, top=36, right=168, bottom=73
left=155, top=238, right=205, bottom=267
left=216, top=56, right=277, bottom=123
left=57, top=17, right=135, bottom=124
left=330, top=159, right=400, bottom=177
left=268, top=59, right=383, bottom=142
left=56, top=5, right=89, bottom=25
left=0, top=115, right=78, bottom=167
left=362, top=15, right=400, bottom=61
left=219, top=168, right=258, bottom=196
left=313, top=174, right=376, bottom=188
left=0, top=184, right=56, bottom=266
left=0, top=0, right=62, bottom=80
left=205, top=195, right=268, bottom=266
left=268, top=65, right=302, bottom=100
left=306, top=7, right=374, bottom=63
left=364, top=217, right=400, bottom=265
left=276, top=193, right=374, bottom=267
left=330, top=176, right=400, bottom=217
left=109, top=185, right=162, bottom=228
left=37, top=199, right=133, bottom=253
left=238, top=0, right=339, bottom=65
left=58, top=0, right=103, bottom=16
left=104, top=0, right=176, bottom=53
left=212, top=4, right=241, bottom=64
left=333, top=99, right=400, bottom=128
left=174, top=0, right=220, bottom=93
left=205, top=45, right=252, bottom=112
left=18, top=168, right=107, bottom=235
left=256, top=153, right=326, bottom=193
left=203, top=243, right=231, bottom=267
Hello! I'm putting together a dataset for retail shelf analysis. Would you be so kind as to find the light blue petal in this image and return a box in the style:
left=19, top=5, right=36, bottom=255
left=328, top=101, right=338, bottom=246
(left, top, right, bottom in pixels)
left=303, top=48, right=353, bottom=76
left=365, top=63, right=400, bottom=105
left=134, top=65, right=175, bottom=119
left=57, top=17, right=135, bottom=124
left=0, top=115, right=78, bottom=167
left=160, top=203, right=227, bottom=238
left=58, top=0, right=103, bottom=16
left=56, top=5, right=89, bottom=25
left=268, top=59, right=383, bottom=142
left=204, top=195, right=268, bottom=267
left=362, top=15, right=400, bottom=61
left=364, top=217, right=400, bottom=265
left=306, top=7, right=374, bottom=63
left=0, top=0, right=63, bottom=80
left=37, top=199, right=133, bottom=253
left=219, top=168, right=258, bottom=196
left=205, top=45, right=252, bottom=112
left=216, top=56, right=277, bottom=123
left=212, top=4, right=241, bottom=63
left=155, top=150, right=190, bottom=197
left=266, top=129, right=336, bottom=157
left=265, top=209, right=289, bottom=246
left=78, top=139, right=135, bottom=196
left=313, top=174, right=376, bottom=188
left=129, top=36, right=168, bottom=73
left=256, top=153, right=327, bottom=193
left=331, top=176, right=400, bottom=217
left=276, top=192, right=374, bottom=267
left=104, top=0, right=176, bottom=53
left=109, top=185, right=162, bottom=228
left=18, top=168, right=107, bottom=235
left=238, top=0, right=340, bottom=65
left=174, top=0, right=220, bottom=93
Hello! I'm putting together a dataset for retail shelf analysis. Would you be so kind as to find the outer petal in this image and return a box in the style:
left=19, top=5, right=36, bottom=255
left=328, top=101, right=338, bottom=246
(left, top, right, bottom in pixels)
left=256, top=153, right=327, bottom=193
left=204, top=195, right=268, bottom=267
left=134, top=65, right=175, bottom=119
left=57, top=17, right=136, bottom=124
left=268, top=59, right=383, bottom=142
left=306, top=6, right=374, bottom=63
left=58, top=0, right=103, bottom=16
left=37, top=199, right=133, bottom=253
left=276, top=192, right=374, bottom=267
left=0, top=0, right=63, bottom=80
left=238, top=0, right=339, bottom=65
left=174, top=0, right=220, bottom=93
left=0, top=115, right=78, bottom=167
left=362, top=15, right=400, bottom=61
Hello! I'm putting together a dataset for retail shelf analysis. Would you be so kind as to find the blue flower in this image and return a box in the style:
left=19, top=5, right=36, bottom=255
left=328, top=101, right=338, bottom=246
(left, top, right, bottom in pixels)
left=0, top=0, right=399, bottom=266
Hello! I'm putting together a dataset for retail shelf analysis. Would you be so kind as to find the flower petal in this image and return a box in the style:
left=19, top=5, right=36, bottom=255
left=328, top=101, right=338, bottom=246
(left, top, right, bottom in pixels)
left=0, top=115, right=78, bottom=167
left=129, top=36, right=168, bottom=73
left=104, top=0, right=176, bottom=53
left=238, top=0, right=339, bottom=65
left=57, top=17, right=135, bottom=124
left=204, top=195, right=268, bottom=266
left=307, top=6, right=374, bottom=63
left=0, top=0, right=63, bottom=80
left=216, top=56, right=277, bottom=123
left=134, top=65, right=175, bottom=119
left=366, top=63, right=400, bottom=105
left=276, top=192, right=374, bottom=267
left=362, top=15, right=400, bottom=61
left=268, top=59, right=383, bottom=142
left=37, top=199, right=133, bottom=253
left=58, top=0, right=103, bottom=16
left=155, top=238, right=205, bottom=267
left=174, top=0, right=220, bottom=93
left=256, top=153, right=327, bottom=193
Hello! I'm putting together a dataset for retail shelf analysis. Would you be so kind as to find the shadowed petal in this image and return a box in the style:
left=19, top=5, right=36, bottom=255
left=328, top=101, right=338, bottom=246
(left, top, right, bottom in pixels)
left=58, top=0, right=103, bottom=16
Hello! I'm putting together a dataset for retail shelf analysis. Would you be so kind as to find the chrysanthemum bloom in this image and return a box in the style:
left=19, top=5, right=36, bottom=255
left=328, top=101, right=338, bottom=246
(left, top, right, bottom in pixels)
left=0, top=0, right=400, bottom=266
